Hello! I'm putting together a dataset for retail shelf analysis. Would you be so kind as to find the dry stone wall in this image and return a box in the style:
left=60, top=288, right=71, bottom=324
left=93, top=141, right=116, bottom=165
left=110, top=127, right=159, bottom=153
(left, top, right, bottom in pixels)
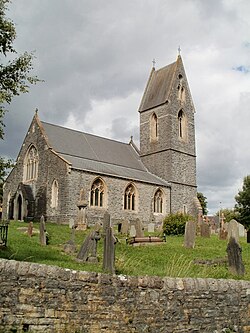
left=0, top=259, right=249, bottom=333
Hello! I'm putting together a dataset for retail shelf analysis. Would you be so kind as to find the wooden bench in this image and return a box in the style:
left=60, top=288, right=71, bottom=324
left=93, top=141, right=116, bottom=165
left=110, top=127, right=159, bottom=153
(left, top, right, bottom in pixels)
left=127, top=236, right=166, bottom=246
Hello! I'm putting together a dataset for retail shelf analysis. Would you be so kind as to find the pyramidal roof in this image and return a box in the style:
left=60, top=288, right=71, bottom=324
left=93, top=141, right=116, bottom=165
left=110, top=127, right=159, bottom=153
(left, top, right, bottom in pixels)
left=138, top=57, right=179, bottom=112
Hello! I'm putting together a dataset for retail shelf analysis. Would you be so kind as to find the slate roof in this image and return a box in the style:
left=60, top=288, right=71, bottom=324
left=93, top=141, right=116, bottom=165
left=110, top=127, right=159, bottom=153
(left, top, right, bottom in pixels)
left=138, top=60, right=177, bottom=112
left=41, top=121, right=170, bottom=187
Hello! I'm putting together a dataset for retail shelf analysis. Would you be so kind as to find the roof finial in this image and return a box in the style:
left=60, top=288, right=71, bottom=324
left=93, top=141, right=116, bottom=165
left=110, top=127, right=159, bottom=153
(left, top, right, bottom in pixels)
left=152, top=58, right=156, bottom=68
left=35, top=108, right=38, bottom=114
left=178, top=46, right=181, bottom=56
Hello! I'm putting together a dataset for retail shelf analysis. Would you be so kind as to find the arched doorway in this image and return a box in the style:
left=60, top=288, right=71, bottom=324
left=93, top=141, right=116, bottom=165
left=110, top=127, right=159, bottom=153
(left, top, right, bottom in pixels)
left=17, top=194, right=22, bottom=220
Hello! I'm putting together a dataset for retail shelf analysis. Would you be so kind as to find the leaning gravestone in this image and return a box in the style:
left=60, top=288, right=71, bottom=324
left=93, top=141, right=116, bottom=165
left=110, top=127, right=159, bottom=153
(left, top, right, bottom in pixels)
left=227, top=219, right=239, bottom=243
left=200, top=222, right=211, bottom=238
left=103, top=226, right=116, bottom=274
left=39, top=215, right=46, bottom=246
left=226, top=237, right=245, bottom=276
left=184, top=221, right=196, bottom=248
left=77, top=226, right=101, bottom=262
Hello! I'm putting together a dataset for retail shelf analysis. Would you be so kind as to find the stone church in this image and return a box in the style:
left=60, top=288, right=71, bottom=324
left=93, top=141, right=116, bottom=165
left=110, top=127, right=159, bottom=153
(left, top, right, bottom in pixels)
left=3, top=55, right=200, bottom=227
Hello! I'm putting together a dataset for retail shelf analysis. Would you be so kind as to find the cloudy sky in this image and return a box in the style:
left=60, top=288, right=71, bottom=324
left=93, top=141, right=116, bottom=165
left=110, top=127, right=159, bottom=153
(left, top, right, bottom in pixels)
left=1, top=0, right=250, bottom=214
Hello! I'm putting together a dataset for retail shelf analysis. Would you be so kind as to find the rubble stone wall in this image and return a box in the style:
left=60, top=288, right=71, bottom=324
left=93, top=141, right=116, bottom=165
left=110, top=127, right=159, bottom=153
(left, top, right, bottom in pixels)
left=0, top=259, right=249, bottom=333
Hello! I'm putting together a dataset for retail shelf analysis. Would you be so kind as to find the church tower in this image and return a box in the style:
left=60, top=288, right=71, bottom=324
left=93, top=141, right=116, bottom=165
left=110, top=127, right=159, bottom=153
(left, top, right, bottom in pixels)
left=139, top=55, right=197, bottom=215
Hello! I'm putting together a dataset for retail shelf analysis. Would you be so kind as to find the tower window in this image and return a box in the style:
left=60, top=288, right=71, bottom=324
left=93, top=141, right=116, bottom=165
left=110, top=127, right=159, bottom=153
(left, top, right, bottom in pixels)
left=150, top=113, right=158, bottom=142
left=24, top=145, right=39, bottom=181
left=90, top=178, right=105, bottom=208
left=178, top=110, right=187, bottom=140
left=154, top=189, right=163, bottom=213
left=124, top=184, right=136, bottom=211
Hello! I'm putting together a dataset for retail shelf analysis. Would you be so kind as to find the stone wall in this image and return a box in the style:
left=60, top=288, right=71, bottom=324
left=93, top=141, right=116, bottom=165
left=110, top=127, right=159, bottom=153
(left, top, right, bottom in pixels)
left=0, top=259, right=249, bottom=333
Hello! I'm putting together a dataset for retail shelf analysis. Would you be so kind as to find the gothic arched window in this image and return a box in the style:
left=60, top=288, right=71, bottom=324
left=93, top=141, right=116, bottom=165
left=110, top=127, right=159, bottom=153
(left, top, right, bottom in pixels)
left=24, top=145, right=39, bottom=181
left=90, top=178, right=105, bottom=207
left=124, top=184, right=136, bottom=211
left=154, top=189, right=163, bottom=213
left=178, top=110, right=186, bottom=140
left=51, top=180, right=59, bottom=208
left=150, top=113, right=158, bottom=142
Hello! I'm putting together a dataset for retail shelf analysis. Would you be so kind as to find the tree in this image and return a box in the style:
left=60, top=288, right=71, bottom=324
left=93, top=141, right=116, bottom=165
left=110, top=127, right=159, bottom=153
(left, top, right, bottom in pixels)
left=235, top=175, right=250, bottom=231
left=0, top=0, right=40, bottom=201
left=197, top=192, right=208, bottom=215
left=0, top=0, right=40, bottom=139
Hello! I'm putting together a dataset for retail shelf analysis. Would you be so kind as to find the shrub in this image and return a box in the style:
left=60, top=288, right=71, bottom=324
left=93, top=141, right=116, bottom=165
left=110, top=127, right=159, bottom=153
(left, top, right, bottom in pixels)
left=163, top=212, right=193, bottom=236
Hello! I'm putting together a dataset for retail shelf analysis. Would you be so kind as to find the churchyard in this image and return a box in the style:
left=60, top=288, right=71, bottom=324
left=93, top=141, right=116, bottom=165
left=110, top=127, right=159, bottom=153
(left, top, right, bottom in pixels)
left=0, top=219, right=249, bottom=281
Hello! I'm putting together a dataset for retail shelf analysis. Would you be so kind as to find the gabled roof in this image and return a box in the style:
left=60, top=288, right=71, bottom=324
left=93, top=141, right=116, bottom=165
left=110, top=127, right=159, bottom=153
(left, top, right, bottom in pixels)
left=138, top=60, right=177, bottom=112
left=41, top=121, right=170, bottom=187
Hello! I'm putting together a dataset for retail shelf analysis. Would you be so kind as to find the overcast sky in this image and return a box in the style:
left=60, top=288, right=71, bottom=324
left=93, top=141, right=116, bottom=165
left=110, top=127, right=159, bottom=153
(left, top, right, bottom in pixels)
left=1, top=0, right=250, bottom=214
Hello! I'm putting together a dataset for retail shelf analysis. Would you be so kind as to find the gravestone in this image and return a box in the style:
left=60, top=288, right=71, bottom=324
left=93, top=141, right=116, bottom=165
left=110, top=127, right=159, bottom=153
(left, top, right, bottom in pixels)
left=226, top=237, right=245, bottom=276
left=69, top=218, right=75, bottom=229
left=27, top=222, right=33, bottom=237
left=184, top=221, right=196, bottom=248
left=224, top=222, right=229, bottom=232
left=238, top=223, right=246, bottom=238
left=130, top=219, right=144, bottom=237
left=129, top=225, right=136, bottom=237
left=148, top=223, right=155, bottom=233
left=200, top=222, right=210, bottom=238
left=39, top=215, right=46, bottom=246
left=121, top=220, right=129, bottom=235
left=103, top=211, right=111, bottom=235
left=103, top=226, right=116, bottom=274
left=227, top=219, right=239, bottom=243
left=77, top=226, right=101, bottom=262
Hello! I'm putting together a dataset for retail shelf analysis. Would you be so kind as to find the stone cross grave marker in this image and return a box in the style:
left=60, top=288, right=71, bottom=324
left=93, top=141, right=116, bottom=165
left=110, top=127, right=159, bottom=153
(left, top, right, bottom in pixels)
left=184, top=221, right=196, bottom=248
left=200, top=222, right=210, bottom=238
left=39, top=215, right=46, bottom=246
left=226, top=237, right=245, bottom=276
left=102, top=211, right=111, bottom=235
left=148, top=223, right=155, bottom=233
left=227, top=219, right=239, bottom=243
left=27, top=221, right=33, bottom=237
left=103, top=223, right=116, bottom=274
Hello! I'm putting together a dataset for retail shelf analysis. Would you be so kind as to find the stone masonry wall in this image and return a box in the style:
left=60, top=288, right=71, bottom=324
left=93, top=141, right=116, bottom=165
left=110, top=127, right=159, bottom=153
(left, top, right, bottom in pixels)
left=0, top=259, right=249, bottom=333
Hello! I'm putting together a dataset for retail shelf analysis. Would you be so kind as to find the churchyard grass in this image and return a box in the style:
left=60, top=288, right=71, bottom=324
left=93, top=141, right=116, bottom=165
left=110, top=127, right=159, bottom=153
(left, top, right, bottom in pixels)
left=0, top=221, right=249, bottom=280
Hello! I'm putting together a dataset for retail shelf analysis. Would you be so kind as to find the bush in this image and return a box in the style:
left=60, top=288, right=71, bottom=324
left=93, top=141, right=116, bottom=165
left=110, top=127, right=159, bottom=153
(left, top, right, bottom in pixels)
left=163, top=213, right=193, bottom=236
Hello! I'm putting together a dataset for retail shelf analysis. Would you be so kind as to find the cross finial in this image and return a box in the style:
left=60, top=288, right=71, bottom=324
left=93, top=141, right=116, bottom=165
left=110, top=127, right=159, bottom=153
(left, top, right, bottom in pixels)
left=35, top=108, right=38, bottom=114
left=178, top=46, right=181, bottom=55
left=152, top=58, right=156, bottom=68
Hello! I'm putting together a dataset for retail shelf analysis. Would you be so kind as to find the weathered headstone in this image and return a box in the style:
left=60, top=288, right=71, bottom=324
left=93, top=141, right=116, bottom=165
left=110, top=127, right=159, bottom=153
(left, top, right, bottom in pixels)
left=134, top=218, right=144, bottom=237
left=238, top=223, right=246, bottom=238
left=148, top=223, right=155, bottom=233
left=184, top=221, right=196, bottom=248
left=64, top=221, right=77, bottom=254
left=121, top=220, right=129, bottom=235
left=200, top=222, right=211, bottom=238
left=226, top=237, right=245, bottom=276
left=227, top=219, right=239, bottom=243
left=224, top=222, right=229, bottom=232
left=69, top=218, right=75, bottom=229
left=39, top=215, right=46, bottom=246
left=129, top=225, right=136, bottom=237
left=77, top=227, right=101, bottom=262
left=27, top=221, right=33, bottom=237
left=103, top=226, right=116, bottom=274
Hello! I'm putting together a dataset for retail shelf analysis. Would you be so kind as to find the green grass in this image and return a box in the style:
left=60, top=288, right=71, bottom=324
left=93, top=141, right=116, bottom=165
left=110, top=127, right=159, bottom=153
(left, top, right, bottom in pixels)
left=0, top=221, right=249, bottom=280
